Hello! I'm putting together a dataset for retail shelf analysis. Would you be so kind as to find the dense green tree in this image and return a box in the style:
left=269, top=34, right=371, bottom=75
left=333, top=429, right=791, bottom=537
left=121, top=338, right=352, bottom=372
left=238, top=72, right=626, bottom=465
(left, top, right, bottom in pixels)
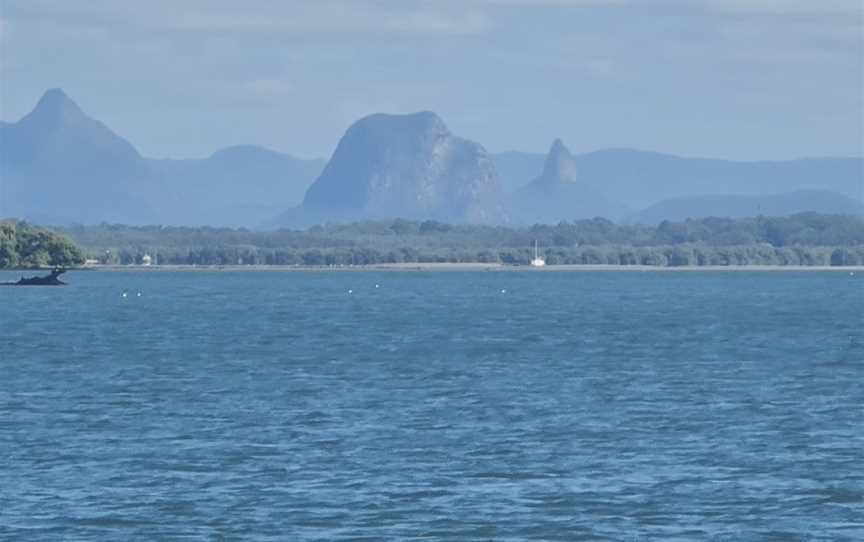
left=0, top=223, right=19, bottom=268
left=0, top=221, right=85, bottom=268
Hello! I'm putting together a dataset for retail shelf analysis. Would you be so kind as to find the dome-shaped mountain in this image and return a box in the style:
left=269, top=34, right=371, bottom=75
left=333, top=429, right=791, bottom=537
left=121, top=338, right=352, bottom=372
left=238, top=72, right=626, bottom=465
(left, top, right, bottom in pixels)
left=283, top=111, right=506, bottom=226
left=509, top=139, right=629, bottom=224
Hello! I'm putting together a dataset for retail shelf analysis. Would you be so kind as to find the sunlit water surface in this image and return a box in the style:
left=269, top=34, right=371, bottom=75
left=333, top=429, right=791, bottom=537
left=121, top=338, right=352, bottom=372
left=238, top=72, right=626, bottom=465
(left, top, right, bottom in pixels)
left=1, top=270, right=862, bottom=540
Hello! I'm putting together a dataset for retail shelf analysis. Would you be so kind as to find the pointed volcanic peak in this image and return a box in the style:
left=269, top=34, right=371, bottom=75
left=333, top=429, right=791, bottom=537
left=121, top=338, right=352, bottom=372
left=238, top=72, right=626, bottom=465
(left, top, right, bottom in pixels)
left=1, top=88, right=158, bottom=224
left=18, top=88, right=89, bottom=130
left=293, top=111, right=506, bottom=226
left=537, top=138, right=578, bottom=186
left=5, top=87, right=141, bottom=165
left=509, top=138, right=630, bottom=224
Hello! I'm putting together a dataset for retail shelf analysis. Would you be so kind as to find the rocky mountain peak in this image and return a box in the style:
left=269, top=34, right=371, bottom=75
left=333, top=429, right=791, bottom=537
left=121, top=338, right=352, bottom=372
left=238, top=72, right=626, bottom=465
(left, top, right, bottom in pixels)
left=299, top=111, right=505, bottom=224
left=538, top=138, right=578, bottom=185
left=21, top=88, right=88, bottom=130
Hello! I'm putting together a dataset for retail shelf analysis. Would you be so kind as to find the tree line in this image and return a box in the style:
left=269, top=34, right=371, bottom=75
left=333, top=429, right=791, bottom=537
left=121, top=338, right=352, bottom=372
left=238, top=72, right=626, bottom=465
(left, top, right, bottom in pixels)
left=0, top=221, right=85, bottom=268
left=47, top=212, right=864, bottom=267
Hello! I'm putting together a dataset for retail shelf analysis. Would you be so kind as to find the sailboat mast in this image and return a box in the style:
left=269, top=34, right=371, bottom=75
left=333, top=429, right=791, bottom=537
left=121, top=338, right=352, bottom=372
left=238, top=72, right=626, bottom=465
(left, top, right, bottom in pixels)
left=530, top=239, right=546, bottom=267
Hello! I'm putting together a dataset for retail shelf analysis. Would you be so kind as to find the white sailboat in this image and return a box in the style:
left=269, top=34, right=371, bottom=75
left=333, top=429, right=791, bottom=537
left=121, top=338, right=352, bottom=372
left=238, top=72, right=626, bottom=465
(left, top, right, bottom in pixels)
left=530, top=240, right=546, bottom=267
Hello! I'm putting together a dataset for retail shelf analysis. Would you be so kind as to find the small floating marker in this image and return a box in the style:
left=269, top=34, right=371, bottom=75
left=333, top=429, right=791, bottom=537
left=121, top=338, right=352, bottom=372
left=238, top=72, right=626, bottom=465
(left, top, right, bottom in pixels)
left=375, top=284, right=380, bottom=288
left=501, top=289, right=507, bottom=294
left=136, top=292, right=142, bottom=297
left=121, top=292, right=127, bottom=298
left=348, top=289, right=353, bottom=294
left=851, top=272, right=855, bottom=276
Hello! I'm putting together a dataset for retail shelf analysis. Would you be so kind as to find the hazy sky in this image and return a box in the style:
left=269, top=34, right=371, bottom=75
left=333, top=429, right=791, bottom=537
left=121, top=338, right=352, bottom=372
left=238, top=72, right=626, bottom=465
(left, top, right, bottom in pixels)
left=1, top=0, right=861, bottom=160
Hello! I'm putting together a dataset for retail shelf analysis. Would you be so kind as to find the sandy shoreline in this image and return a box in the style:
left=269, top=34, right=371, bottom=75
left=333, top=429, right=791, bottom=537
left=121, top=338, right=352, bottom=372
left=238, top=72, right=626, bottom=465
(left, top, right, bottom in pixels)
left=57, top=263, right=864, bottom=272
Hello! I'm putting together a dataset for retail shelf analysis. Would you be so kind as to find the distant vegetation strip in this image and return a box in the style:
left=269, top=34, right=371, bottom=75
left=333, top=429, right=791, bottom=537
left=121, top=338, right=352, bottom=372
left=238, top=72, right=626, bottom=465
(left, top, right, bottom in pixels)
left=0, top=221, right=85, bottom=268
left=46, top=213, right=864, bottom=267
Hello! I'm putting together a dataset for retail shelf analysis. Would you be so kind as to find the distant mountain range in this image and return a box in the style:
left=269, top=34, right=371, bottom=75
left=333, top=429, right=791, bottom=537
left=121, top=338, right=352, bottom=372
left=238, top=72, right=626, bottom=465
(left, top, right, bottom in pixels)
left=147, top=145, right=324, bottom=228
left=491, top=149, right=863, bottom=211
left=1, top=89, right=861, bottom=228
left=1, top=89, right=323, bottom=227
left=635, top=190, right=864, bottom=224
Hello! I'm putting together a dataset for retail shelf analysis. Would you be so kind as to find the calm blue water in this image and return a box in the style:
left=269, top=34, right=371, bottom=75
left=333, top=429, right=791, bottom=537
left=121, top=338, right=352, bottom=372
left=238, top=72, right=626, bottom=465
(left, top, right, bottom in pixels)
left=1, top=270, right=862, bottom=540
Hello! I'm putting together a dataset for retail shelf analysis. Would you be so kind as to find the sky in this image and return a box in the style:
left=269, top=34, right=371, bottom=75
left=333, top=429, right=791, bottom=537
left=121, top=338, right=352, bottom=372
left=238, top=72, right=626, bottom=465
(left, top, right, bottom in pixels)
left=0, top=0, right=862, bottom=160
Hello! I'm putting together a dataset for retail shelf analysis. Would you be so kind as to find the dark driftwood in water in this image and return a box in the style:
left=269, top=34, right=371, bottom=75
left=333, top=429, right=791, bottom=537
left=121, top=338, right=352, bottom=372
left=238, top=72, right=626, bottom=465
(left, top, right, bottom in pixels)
left=2, top=268, right=68, bottom=286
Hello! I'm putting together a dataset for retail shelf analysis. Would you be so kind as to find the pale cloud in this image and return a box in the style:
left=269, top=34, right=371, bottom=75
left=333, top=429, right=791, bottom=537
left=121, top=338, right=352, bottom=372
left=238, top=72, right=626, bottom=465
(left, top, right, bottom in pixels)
left=719, top=19, right=863, bottom=44
left=468, top=0, right=625, bottom=6
left=8, top=1, right=490, bottom=36
left=655, top=23, right=854, bottom=67
left=581, top=58, right=614, bottom=77
left=131, top=38, right=175, bottom=56
left=15, top=19, right=109, bottom=42
left=373, top=8, right=489, bottom=35
left=162, top=5, right=490, bottom=36
left=242, top=78, right=296, bottom=98
left=0, top=19, right=6, bottom=79
left=487, top=47, right=616, bottom=78
left=281, top=45, right=356, bottom=64
left=707, top=0, right=862, bottom=18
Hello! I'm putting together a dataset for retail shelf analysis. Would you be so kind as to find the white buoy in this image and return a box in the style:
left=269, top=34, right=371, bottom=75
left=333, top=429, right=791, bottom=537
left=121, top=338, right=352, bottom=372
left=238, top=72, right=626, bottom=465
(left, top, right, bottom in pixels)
left=122, top=292, right=127, bottom=298
left=348, top=289, right=353, bottom=294
left=136, top=292, right=142, bottom=297
left=375, top=284, right=380, bottom=288
left=501, top=289, right=506, bottom=294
